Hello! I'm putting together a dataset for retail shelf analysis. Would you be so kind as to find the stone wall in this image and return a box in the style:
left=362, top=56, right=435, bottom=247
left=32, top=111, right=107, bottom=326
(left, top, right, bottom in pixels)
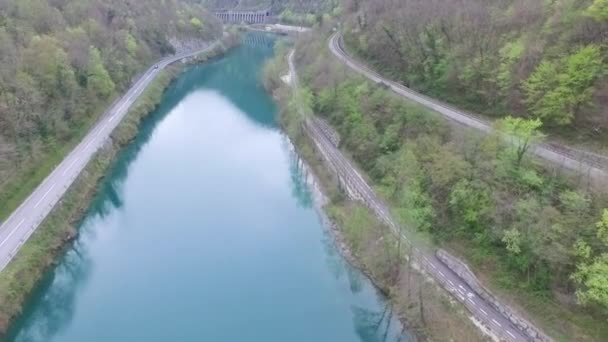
left=436, top=249, right=553, bottom=342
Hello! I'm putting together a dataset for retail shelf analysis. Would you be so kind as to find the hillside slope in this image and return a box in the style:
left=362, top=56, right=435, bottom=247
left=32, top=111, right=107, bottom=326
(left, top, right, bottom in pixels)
left=290, top=14, right=608, bottom=340
left=341, top=0, right=608, bottom=148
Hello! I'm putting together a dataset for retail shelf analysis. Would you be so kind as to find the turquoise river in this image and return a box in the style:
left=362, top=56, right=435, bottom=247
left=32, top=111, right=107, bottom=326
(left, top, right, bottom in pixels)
left=8, top=33, right=410, bottom=342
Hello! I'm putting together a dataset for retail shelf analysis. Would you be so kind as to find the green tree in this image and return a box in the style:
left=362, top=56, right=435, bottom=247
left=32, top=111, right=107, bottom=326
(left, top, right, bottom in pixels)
left=190, top=17, right=204, bottom=32
left=586, top=0, right=608, bottom=21
left=572, top=210, right=608, bottom=310
left=87, top=46, right=115, bottom=99
left=496, top=116, right=544, bottom=167
left=124, top=32, right=138, bottom=56
left=503, top=228, right=522, bottom=255
left=449, top=179, right=493, bottom=234
left=523, top=45, right=604, bottom=125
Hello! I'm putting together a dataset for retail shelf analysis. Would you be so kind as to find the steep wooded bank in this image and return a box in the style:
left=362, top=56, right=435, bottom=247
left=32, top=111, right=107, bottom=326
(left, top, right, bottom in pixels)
left=341, top=0, right=608, bottom=149
left=287, top=20, right=608, bottom=339
left=0, top=0, right=222, bottom=221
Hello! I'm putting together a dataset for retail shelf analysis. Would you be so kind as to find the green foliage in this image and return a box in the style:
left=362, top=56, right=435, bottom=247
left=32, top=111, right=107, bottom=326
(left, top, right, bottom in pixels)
left=497, top=38, right=525, bottom=100
left=597, top=209, right=608, bottom=246
left=87, top=46, right=115, bottom=99
left=496, top=116, right=544, bottom=167
left=573, top=254, right=608, bottom=308
left=339, top=205, right=374, bottom=254
left=523, top=45, right=604, bottom=125
left=278, top=9, right=317, bottom=26
left=503, top=228, right=522, bottom=255
left=586, top=0, right=608, bottom=21
left=449, top=179, right=492, bottom=234
left=572, top=211, right=608, bottom=310
left=125, top=33, right=138, bottom=56
left=190, top=17, right=204, bottom=32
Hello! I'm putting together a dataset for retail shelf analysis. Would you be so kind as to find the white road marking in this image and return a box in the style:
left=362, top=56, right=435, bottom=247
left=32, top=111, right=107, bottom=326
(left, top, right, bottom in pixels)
left=459, top=285, right=466, bottom=290
left=62, top=158, right=79, bottom=176
left=467, top=297, right=475, bottom=305
left=492, top=319, right=502, bottom=327
left=447, top=279, right=454, bottom=286
left=507, top=330, right=516, bottom=339
left=34, top=184, right=55, bottom=208
left=0, top=219, right=25, bottom=248
left=438, top=271, right=445, bottom=277
left=430, top=263, right=437, bottom=269
left=480, top=308, right=488, bottom=316
left=109, top=115, right=116, bottom=122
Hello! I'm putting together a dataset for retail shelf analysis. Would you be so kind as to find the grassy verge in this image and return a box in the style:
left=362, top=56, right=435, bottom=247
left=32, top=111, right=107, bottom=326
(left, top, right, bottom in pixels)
left=0, top=39, right=236, bottom=337
left=264, top=45, right=488, bottom=342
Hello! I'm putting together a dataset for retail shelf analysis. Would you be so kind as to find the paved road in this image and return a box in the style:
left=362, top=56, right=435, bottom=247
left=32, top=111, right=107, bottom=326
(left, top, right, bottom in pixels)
left=328, top=33, right=607, bottom=181
left=288, top=50, right=530, bottom=341
left=0, top=41, right=219, bottom=272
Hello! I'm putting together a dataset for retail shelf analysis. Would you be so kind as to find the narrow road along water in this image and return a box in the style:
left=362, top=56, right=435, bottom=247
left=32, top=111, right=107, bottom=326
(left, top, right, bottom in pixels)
left=7, top=33, right=410, bottom=342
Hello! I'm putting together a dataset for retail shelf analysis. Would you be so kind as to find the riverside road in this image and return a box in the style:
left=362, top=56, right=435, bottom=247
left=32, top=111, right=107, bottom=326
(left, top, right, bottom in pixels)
left=288, top=50, right=532, bottom=342
left=0, top=42, right=218, bottom=272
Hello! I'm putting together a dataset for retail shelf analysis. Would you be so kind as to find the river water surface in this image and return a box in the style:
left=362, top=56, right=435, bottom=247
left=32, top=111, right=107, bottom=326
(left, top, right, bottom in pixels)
left=9, top=33, right=408, bottom=342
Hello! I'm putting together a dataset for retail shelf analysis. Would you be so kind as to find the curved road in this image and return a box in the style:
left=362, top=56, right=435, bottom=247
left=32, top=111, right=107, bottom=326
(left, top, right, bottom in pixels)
left=288, top=50, right=533, bottom=341
left=328, top=33, right=607, bottom=181
left=0, top=41, right=219, bottom=272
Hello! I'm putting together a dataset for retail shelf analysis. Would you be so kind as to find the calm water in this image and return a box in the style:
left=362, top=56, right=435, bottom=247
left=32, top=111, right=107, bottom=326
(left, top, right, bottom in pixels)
left=8, top=34, right=408, bottom=342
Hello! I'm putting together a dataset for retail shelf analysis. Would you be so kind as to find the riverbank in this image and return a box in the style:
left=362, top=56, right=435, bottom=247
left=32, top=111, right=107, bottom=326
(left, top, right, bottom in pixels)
left=263, top=42, right=487, bottom=341
left=0, top=35, right=239, bottom=338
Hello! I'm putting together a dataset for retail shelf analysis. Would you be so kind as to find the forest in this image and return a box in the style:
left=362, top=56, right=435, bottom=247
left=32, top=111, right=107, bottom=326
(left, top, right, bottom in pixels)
left=283, top=16, right=608, bottom=338
left=0, top=0, right=221, bottom=221
left=341, top=0, right=608, bottom=147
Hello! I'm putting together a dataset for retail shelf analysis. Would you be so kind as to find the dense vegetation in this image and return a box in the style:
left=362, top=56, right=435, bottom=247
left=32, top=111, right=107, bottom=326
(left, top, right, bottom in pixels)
left=0, top=0, right=221, bottom=221
left=288, top=25, right=608, bottom=339
left=341, top=0, right=608, bottom=146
